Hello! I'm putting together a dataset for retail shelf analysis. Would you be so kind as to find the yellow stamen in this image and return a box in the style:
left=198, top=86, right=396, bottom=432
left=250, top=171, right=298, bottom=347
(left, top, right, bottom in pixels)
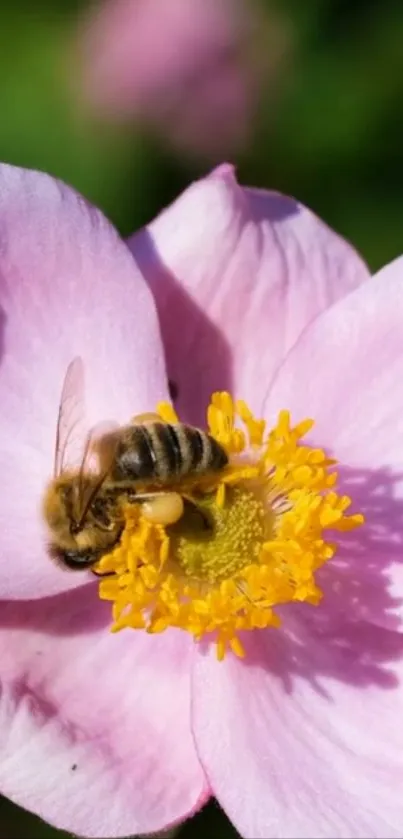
left=96, top=394, right=364, bottom=660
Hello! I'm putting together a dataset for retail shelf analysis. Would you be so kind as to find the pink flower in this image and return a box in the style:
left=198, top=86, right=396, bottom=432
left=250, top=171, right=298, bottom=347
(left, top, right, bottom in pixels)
left=79, top=0, right=267, bottom=158
left=1, top=162, right=403, bottom=838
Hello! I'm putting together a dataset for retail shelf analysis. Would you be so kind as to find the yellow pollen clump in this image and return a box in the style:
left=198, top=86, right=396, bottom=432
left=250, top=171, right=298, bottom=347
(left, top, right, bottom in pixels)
left=96, top=394, right=364, bottom=660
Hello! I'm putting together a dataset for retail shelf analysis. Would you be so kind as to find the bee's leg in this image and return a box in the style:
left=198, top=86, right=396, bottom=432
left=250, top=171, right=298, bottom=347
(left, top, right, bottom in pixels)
left=181, top=495, right=213, bottom=531
left=90, top=567, right=116, bottom=578
left=99, top=484, right=139, bottom=505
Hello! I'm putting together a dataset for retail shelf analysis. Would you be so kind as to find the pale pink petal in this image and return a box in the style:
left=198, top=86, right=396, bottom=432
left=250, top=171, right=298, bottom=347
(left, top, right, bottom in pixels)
left=0, top=586, right=207, bottom=836
left=264, top=257, right=403, bottom=631
left=0, top=163, right=168, bottom=599
left=129, top=165, right=370, bottom=425
left=80, top=0, right=259, bottom=157
left=193, top=622, right=403, bottom=838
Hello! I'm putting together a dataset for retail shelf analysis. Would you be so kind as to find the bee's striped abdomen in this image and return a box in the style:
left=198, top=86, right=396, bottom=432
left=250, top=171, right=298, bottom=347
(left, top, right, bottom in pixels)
left=111, top=424, right=157, bottom=480
left=111, top=421, right=228, bottom=483
left=179, top=425, right=228, bottom=475
left=145, top=423, right=180, bottom=480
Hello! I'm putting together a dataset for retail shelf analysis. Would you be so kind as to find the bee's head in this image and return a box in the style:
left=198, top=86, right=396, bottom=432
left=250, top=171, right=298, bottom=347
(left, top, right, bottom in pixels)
left=43, top=475, right=123, bottom=570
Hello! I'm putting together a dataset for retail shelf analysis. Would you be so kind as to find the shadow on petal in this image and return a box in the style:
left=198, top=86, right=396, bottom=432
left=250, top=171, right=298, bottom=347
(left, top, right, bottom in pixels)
left=314, top=464, right=403, bottom=631
left=239, top=615, right=403, bottom=699
left=4, top=672, right=87, bottom=747
left=228, top=464, right=403, bottom=694
left=132, top=231, right=233, bottom=427
left=0, top=581, right=111, bottom=637
left=244, top=187, right=300, bottom=224
left=3, top=669, right=135, bottom=778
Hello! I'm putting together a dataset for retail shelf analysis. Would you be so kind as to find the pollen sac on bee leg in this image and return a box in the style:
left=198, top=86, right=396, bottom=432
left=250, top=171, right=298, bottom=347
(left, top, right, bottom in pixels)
left=141, top=492, right=184, bottom=526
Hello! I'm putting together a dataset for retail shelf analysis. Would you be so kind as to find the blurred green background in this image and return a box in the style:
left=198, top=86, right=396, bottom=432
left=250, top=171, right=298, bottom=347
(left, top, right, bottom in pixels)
left=0, top=0, right=402, bottom=835
left=1, top=0, right=403, bottom=272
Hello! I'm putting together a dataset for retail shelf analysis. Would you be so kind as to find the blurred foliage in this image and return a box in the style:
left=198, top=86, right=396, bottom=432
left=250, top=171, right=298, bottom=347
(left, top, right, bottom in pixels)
left=1, top=0, right=402, bottom=835
left=1, top=0, right=403, bottom=270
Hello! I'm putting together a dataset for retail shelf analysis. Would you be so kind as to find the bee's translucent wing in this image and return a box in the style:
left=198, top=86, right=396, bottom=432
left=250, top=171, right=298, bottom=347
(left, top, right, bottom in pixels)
left=90, top=422, right=121, bottom=473
left=78, top=420, right=120, bottom=477
left=54, top=356, right=87, bottom=478
left=76, top=420, right=120, bottom=526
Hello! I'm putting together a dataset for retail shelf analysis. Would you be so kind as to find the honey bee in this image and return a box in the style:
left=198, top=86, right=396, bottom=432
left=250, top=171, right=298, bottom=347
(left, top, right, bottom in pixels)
left=43, top=357, right=228, bottom=571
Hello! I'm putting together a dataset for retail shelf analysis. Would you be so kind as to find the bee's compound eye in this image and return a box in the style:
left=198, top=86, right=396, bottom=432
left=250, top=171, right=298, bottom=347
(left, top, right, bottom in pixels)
left=90, top=498, right=111, bottom=528
left=91, top=499, right=103, bottom=516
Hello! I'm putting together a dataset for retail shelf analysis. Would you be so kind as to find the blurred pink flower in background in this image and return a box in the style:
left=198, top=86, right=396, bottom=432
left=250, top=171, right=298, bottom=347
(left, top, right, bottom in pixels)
left=2, top=163, right=403, bottom=838
left=79, top=0, right=283, bottom=158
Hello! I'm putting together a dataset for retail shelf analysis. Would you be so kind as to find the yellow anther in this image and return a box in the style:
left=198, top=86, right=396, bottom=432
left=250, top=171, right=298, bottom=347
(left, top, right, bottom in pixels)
left=96, top=393, right=364, bottom=660
left=157, top=401, right=179, bottom=424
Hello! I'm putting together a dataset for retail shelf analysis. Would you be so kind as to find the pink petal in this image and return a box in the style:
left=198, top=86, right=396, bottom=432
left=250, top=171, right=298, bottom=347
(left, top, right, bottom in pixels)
left=193, top=622, right=403, bottom=838
left=0, top=163, right=168, bottom=599
left=0, top=586, right=207, bottom=836
left=128, top=165, right=370, bottom=426
left=265, top=257, right=403, bottom=631
left=80, top=0, right=259, bottom=157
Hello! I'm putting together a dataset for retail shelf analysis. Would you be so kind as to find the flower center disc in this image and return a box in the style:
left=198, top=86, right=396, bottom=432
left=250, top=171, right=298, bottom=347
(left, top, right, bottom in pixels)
left=96, top=393, right=364, bottom=660
left=171, top=486, right=271, bottom=584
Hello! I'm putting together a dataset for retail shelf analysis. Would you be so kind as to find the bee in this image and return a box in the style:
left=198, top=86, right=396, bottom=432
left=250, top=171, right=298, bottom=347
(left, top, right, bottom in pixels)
left=43, top=357, right=228, bottom=572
